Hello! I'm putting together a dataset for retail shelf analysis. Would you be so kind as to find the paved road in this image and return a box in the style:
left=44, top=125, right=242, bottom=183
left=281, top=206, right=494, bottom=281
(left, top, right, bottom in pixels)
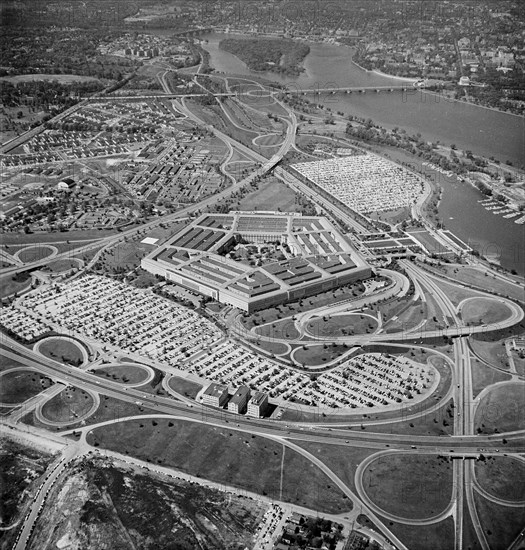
left=2, top=339, right=523, bottom=452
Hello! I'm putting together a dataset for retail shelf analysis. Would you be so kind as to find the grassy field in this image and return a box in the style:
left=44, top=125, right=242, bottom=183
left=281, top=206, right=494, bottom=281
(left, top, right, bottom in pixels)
left=473, top=492, right=525, bottom=549
left=381, top=298, right=426, bottom=333
left=470, top=358, right=512, bottom=397
left=255, top=340, right=290, bottom=356
left=38, top=338, right=85, bottom=366
left=362, top=454, right=453, bottom=519
left=93, top=365, right=150, bottom=386
left=470, top=338, right=511, bottom=370
left=242, top=283, right=365, bottom=330
left=87, top=418, right=350, bottom=513
left=292, top=343, right=352, bottom=366
left=513, top=350, right=525, bottom=376
left=237, top=177, right=298, bottom=212
left=25, top=395, right=155, bottom=432
left=47, top=258, right=82, bottom=272
left=0, top=272, right=32, bottom=298
left=253, top=134, right=283, bottom=147
left=425, top=264, right=524, bottom=303
left=460, top=298, right=512, bottom=325
left=280, top=446, right=352, bottom=513
left=17, top=245, right=55, bottom=263
left=462, top=502, right=482, bottom=550
left=0, top=370, right=52, bottom=404
left=432, top=279, right=484, bottom=307
left=386, top=518, right=455, bottom=550
left=474, top=382, right=525, bottom=434
left=293, top=443, right=378, bottom=494
left=0, top=229, right=120, bottom=245
left=254, top=318, right=300, bottom=340
left=306, top=314, right=378, bottom=338
left=40, top=387, right=95, bottom=423
left=369, top=398, right=455, bottom=437
left=167, top=376, right=202, bottom=399
left=474, top=456, right=525, bottom=502
left=0, top=356, right=30, bottom=373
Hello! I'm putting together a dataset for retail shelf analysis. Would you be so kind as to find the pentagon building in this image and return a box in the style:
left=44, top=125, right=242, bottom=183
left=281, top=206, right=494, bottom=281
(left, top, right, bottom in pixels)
left=141, top=211, right=372, bottom=313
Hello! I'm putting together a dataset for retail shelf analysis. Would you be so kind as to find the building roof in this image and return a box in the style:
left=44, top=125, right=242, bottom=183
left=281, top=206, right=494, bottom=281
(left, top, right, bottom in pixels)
left=230, top=385, right=250, bottom=404
left=203, top=382, right=228, bottom=399
left=249, top=391, right=267, bottom=406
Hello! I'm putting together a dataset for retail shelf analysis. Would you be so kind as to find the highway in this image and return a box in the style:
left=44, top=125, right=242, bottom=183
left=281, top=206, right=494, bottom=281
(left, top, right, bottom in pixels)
left=2, top=73, right=524, bottom=550
left=2, top=338, right=523, bottom=452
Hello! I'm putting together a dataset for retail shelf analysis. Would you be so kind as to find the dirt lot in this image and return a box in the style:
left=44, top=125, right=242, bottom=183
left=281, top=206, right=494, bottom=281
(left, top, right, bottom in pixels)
left=0, top=439, right=55, bottom=550
left=27, top=457, right=267, bottom=550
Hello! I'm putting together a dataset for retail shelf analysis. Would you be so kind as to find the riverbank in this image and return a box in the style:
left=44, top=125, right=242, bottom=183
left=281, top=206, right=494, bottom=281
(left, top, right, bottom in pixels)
left=370, top=69, right=418, bottom=83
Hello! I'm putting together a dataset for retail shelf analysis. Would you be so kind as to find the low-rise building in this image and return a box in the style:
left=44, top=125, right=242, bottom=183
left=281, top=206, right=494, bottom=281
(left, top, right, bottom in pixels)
left=228, top=385, right=251, bottom=414
left=202, top=382, right=229, bottom=408
left=246, top=391, right=268, bottom=417
left=57, top=177, right=76, bottom=190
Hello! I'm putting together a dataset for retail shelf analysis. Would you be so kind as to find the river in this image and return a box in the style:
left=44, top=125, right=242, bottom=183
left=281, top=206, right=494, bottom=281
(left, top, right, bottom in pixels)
left=197, top=32, right=523, bottom=274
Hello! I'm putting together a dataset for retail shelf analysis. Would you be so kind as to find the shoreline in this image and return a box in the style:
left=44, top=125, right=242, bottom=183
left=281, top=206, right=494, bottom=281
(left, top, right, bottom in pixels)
left=419, top=89, right=525, bottom=119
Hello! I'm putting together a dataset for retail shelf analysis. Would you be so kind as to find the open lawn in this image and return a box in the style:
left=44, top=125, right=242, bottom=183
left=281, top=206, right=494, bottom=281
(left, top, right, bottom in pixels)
left=281, top=446, right=351, bottom=513
left=293, top=443, right=377, bottom=494
left=474, top=382, right=525, bottom=434
left=0, top=356, right=29, bottom=373
left=470, top=338, right=511, bottom=371
left=167, top=376, right=202, bottom=399
left=40, top=387, right=95, bottom=423
left=95, top=227, right=183, bottom=273
left=432, top=279, right=484, bottom=307
left=17, top=245, right=55, bottom=263
left=460, top=298, right=512, bottom=326
left=238, top=177, right=298, bottom=212
left=253, top=134, right=283, bottom=147
left=386, top=518, right=455, bottom=550
left=38, top=338, right=85, bottom=366
left=0, top=370, right=52, bottom=404
left=462, top=502, right=482, bottom=550
left=362, top=454, right=453, bottom=519
left=406, top=230, right=447, bottom=255
left=25, top=396, right=155, bottom=431
left=242, top=283, right=365, bottom=329
left=306, top=314, right=378, bottom=338
left=0, top=273, right=32, bottom=298
left=470, top=358, right=511, bottom=397
left=47, top=258, right=82, bottom=273
left=473, top=492, right=525, bottom=549
left=255, top=340, right=290, bottom=356
left=87, top=418, right=349, bottom=513
left=381, top=299, right=426, bottom=333
left=513, top=350, right=525, bottom=376
left=255, top=318, right=300, bottom=340
left=94, top=364, right=150, bottom=386
left=0, top=228, right=122, bottom=245
left=369, top=398, right=455, bottom=437
left=424, top=264, right=524, bottom=303
left=292, top=343, right=352, bottom=366
left=475, top=457, right=525, bottom=502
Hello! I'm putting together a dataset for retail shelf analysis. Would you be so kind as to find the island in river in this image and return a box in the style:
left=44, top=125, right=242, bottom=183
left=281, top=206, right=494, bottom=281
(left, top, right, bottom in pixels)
left=219, top=37, right=310, bottom=77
